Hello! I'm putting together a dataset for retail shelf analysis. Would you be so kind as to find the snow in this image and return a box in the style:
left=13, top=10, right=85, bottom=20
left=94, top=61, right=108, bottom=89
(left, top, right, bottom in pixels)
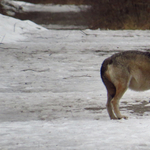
left=0, top=14, right=46, bottom=43
left=1, top=13, right=150, bottom=149
left=17, top=3, right=89, bottom=13
left=2, top=0, right=89, bottom=13
left=1, top=119, right=150, bottom=150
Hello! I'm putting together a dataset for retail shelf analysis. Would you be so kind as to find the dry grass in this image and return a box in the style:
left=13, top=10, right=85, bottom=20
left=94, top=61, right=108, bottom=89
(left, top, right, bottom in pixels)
left=88, top=0, right=150, bottom=30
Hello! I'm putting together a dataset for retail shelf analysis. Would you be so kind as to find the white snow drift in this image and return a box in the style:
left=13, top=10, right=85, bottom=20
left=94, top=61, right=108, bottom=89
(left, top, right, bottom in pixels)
left=0, top=14, right=46, bottom=43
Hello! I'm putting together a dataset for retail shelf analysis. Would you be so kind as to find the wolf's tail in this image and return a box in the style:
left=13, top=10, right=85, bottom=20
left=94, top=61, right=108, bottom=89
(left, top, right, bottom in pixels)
left=100, top=57, right=116, bottom=98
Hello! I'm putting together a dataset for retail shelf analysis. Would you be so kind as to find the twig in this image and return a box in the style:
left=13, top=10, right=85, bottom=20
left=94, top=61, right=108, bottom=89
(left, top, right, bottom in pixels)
left=22, top=68, right=50, bottom=72
left=0, top=35, right=6, bottom=44
left=14, top=22, right=17, bottom=32
left=80, top=30, right=89, bottom=36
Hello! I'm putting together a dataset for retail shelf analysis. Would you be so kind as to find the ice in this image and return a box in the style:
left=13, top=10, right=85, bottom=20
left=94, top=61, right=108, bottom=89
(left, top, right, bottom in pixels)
left=1, top=13, right=150, bottom=149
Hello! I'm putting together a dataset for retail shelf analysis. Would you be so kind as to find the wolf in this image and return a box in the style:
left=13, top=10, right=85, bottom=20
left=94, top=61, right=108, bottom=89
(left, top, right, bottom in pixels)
left=101, top=51, right=150, bottom=119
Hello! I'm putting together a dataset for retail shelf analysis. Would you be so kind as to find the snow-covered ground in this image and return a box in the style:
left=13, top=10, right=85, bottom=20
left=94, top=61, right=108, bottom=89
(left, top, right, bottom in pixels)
left=1, top=13, right=150, bottom=149
left=2, top=0, right=89, bottom=15
left=10, top=1, right=89, bottom=12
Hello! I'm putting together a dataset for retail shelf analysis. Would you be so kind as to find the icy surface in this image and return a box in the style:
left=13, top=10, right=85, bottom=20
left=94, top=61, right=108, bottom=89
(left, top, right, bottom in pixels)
left=1, top=14, right=150, bottom=149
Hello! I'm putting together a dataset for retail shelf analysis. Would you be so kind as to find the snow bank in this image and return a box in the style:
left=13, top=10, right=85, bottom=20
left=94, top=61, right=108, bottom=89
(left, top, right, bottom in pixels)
left=2, top=0, right=90, bottom=13
left=0, top=14, right=47, bottom=43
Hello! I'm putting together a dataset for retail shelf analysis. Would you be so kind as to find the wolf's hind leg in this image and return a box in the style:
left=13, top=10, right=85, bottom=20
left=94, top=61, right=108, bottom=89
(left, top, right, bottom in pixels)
left=106, top=93, right=117, bottom=119
left=103, top=75, right=117, bottom=119
left=112, top=83, right=128, bottom=119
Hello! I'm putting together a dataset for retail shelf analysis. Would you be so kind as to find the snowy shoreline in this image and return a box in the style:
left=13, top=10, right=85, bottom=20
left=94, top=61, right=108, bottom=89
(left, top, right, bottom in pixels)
left=1, top=13, right=150, bottom=149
